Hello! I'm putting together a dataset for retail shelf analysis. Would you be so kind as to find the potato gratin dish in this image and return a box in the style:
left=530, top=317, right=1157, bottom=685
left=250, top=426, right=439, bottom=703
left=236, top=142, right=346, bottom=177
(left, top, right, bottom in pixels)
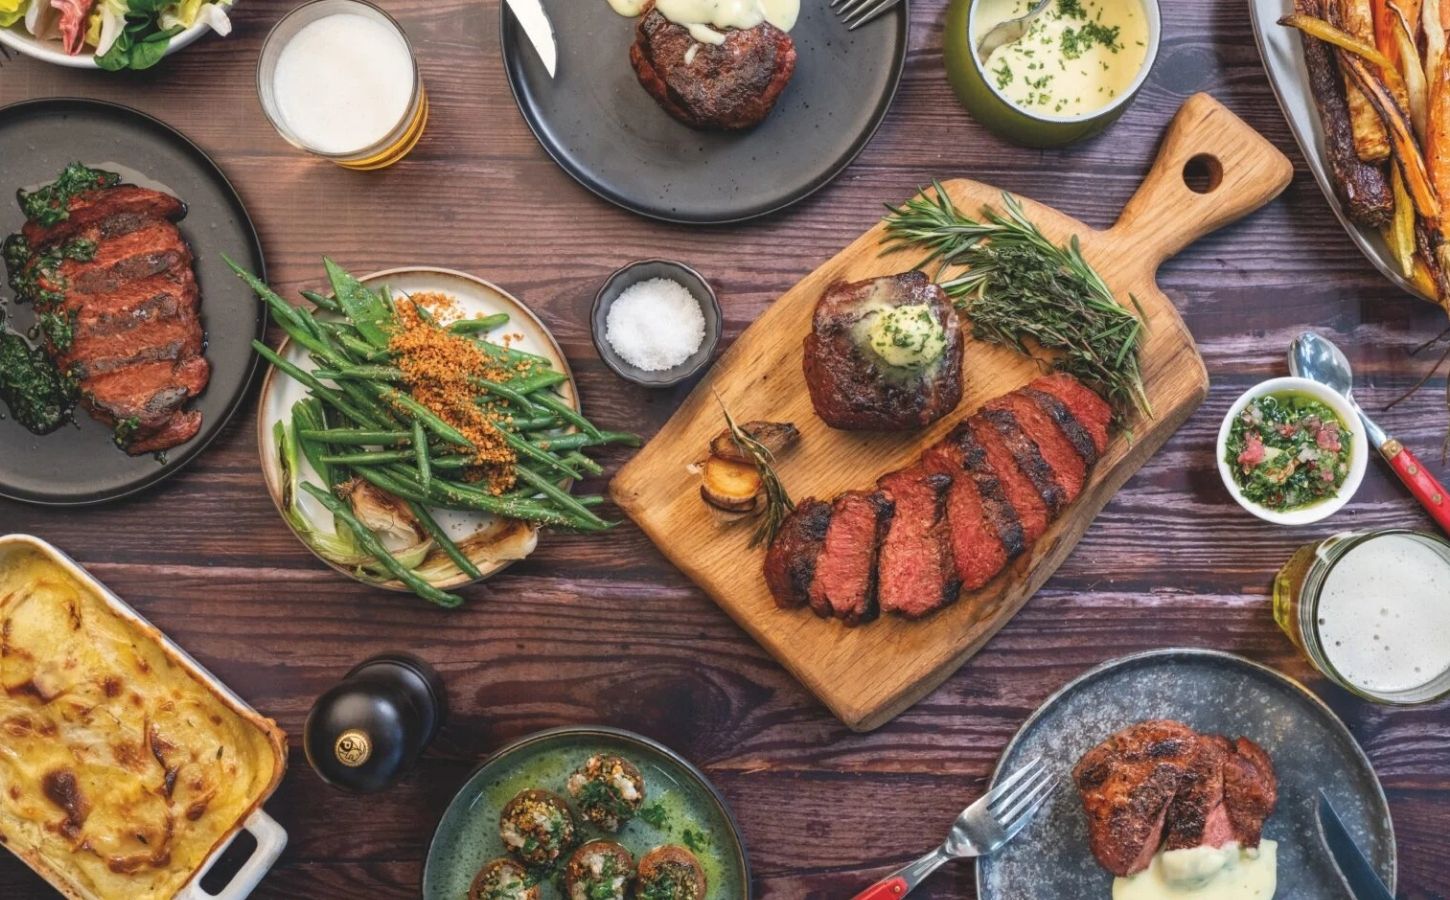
left=0, top=544, right=286, bottom=899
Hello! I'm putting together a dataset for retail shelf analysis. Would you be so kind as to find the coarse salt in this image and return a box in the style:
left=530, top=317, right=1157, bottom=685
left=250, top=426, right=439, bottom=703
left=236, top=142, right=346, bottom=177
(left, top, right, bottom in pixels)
left=604, top=277, right=706, bottom=372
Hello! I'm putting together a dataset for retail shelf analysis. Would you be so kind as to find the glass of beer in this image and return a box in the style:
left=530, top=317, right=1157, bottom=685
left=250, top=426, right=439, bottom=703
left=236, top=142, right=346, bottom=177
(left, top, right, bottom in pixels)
left=257, top=0, right=428, bottom=170
left=1272, top=529, right=1450, bottom=705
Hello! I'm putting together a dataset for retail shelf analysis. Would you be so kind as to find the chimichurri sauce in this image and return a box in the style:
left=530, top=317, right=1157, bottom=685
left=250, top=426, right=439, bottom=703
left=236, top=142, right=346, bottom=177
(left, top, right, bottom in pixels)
left=1225, top=391, right=1352, bottom=511
left=0, top=328, right=74, bottom=434
left=17, top=162, right=120, bottom=227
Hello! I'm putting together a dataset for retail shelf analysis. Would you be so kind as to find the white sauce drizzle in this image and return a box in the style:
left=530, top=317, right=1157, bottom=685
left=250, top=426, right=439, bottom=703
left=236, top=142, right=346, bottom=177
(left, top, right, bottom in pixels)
left=1113, top=842, right=1277, bottom=900
left=608, top=0, right=799, bottom=45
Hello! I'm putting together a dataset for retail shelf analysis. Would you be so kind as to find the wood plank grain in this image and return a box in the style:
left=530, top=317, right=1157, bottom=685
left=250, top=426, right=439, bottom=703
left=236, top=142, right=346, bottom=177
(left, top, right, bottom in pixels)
left=2, top=0, right=1449, bottom=897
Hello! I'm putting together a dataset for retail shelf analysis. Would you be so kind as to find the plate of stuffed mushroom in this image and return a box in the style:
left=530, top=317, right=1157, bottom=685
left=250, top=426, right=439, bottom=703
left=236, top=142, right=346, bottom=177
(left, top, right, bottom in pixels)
left=424, top=726, right=750, bottom=899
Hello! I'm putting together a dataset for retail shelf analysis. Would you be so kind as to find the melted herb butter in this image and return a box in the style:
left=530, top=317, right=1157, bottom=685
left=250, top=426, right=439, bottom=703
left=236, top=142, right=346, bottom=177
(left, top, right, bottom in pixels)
left=974, top=0, right=1150, bottom=118
left=0, top=328, right=75, bottom=435
left=865, top=303, right=947, bottom=369
left=1114, top=841, right=1278, bottom=900
left=18, top=162, right=121, bottom=227
left=607, top=0, right=799, bottom=45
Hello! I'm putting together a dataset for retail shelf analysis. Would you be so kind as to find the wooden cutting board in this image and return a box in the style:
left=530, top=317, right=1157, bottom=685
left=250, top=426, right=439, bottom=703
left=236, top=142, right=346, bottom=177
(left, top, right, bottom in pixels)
left=610, top=94, right=1293, bottom=732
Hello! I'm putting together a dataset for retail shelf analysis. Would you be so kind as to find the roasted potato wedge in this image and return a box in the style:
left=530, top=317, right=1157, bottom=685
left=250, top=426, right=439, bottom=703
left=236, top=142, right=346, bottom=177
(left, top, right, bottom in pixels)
left=708, top=421, right=800, bottom=463
left=701, top=456, right=765, bottom=512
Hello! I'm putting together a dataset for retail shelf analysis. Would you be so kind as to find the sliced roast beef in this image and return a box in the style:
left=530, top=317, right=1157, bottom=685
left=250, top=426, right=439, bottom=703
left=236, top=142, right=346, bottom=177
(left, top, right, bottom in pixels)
left=979, top=407, right=1068, bottom=517
left=21, top=185, right=185, bottom=247
left=968, top=415, right=1051, bottom=543
left=922, top=443, right=1001, bottom=592
left=807, top=490, right=893, bottom=626
left=990, top=392, right=1088, bottom=501
left=1022, top=386, right=1100, bottom=466
left=876, top=466, right=958, bottom=619
left=1030, top=373, right=1111, bottom=457
left=764, top=498, right=832, bottom=609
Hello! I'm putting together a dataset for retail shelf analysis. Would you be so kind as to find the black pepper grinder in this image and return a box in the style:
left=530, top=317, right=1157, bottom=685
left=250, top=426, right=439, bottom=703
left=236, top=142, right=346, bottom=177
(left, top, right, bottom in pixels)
left=304, top=652, right=446, bottom=794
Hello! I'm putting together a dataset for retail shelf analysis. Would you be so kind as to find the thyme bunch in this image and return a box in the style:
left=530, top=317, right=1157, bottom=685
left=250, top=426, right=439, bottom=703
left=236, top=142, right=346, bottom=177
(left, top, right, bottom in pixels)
left=881, top=183, right=1152, bottom=425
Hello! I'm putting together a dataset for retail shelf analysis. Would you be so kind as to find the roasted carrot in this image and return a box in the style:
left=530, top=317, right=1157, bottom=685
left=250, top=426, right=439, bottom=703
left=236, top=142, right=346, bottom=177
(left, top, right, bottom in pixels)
left=1427, top=54, right=1450, bottom=236
left=1374, top=0, right=1400, bottom=60
left=1338, top=0, right=1394, bottom=159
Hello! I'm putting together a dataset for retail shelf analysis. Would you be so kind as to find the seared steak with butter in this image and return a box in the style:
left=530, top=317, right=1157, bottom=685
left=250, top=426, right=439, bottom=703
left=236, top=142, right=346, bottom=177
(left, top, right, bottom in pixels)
left=630, top=5, right=797, bottom=130
left=5, top=166, right=207, bottom=454
left=1074, top=721, right=1279, bottom=877
left=803, top=272, right=964, bottom=432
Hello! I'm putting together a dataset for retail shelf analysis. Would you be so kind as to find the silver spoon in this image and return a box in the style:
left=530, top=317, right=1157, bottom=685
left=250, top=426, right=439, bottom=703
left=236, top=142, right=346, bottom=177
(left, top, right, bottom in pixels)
left=976, top=0, right=1052, bottom=61
left=1288, top=331, right=1450, bottom=534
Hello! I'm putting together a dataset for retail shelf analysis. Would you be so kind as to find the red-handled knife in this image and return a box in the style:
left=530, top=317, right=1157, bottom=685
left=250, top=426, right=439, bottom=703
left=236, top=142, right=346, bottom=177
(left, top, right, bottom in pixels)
left=1289, top=332, right=1450, bottom=535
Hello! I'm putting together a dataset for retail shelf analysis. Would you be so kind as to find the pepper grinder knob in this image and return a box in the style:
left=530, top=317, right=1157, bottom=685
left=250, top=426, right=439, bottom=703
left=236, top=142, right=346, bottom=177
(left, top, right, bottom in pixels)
left=304, top=652, right=446, bottom=794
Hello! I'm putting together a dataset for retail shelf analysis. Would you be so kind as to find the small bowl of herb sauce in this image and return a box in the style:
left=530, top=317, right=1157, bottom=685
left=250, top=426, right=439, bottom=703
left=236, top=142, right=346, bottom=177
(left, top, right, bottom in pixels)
left=1217, top=377, right=1368, bottom=526
left=943, top=0, right=1162, bottom=147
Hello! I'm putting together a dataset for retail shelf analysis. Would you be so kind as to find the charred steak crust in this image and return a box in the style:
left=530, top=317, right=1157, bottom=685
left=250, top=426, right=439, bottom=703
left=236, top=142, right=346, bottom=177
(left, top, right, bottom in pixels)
left=1031, top=373, right=1111, bottom=457
left=630, top=7, right=798, bottom=131
left=1075, top=721, right=1279, bottom=878
left=1022, top=387, right=1099, bottom=465
left=803, top=272, right=964, bottom=432
left=876, top=467, right=960, bottom=619
left=980, top=407, right=1068, bottom=517
left=945, top=422, right=1028, bottom=562
left=764, top=498, right=832, bottom=609
left=922, top=441, right=1009, bottom=592
left=13, top=182, right=207, bottom=454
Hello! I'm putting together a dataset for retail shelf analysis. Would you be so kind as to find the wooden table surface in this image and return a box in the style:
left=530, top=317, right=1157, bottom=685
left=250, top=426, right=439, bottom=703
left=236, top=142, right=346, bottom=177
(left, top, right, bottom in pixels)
left=3, top=1, right=1450, bottom=897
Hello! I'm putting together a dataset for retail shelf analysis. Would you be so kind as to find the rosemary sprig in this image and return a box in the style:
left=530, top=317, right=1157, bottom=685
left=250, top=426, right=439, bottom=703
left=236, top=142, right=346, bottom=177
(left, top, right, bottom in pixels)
left=881, top=183, right=1152, bottom=425
left=717, top=398, right=795, bottom=548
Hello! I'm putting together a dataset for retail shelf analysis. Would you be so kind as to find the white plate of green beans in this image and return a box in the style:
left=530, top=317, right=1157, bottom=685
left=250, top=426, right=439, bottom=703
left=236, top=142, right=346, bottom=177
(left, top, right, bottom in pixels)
left=246, top=263, right=639, bottom=607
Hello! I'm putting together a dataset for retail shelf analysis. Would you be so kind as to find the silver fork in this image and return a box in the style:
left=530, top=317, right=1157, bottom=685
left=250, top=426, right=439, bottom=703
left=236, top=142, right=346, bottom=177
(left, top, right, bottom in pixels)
left=849, top=758, right=1058, bottom=900
left=830, top=0, right=905, bottom=31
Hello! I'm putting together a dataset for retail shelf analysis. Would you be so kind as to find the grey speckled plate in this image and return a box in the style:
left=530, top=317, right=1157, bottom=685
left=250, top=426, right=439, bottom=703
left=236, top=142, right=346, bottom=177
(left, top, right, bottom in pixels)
left=501, top=0, right=907, bottom=224
left=977, top=649, right=1396, bottom=899
left=0, top=98, right=265, bottom=506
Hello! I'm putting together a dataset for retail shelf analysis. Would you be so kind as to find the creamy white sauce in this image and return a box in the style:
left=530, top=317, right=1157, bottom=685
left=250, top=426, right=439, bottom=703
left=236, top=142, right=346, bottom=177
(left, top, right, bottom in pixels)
left=608, top=0, right=798, bottom=45
left=1114, top=842, right=1277, bottom=900
left=974, top=0, right=1150, bottom=118
left=1317, top=533, right=1450, bottom=695
left=271, top=13, right=414, bottom=155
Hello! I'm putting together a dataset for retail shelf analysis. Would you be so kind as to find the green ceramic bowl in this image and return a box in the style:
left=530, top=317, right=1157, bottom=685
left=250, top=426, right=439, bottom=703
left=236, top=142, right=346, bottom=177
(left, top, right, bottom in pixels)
left=943, top=0, right=1162, bottom=147
left=423, top=726, right=751, bottom=899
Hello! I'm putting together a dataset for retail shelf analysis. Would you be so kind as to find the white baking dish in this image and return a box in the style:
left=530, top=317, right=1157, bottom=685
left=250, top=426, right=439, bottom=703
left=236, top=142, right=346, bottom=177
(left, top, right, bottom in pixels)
left=0, top=533, right=289, bottom=900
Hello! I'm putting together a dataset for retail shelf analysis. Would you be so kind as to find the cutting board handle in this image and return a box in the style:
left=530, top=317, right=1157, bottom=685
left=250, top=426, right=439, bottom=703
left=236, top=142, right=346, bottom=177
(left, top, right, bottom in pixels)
left=1107, top=93, right=1293, bottom=274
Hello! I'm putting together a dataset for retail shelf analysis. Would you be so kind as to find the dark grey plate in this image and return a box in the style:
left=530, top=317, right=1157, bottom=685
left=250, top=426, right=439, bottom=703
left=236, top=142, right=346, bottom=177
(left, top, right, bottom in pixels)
left=977, top=649, right=1396, bottom=898
left=0, top=98, right=265, bottom=506
left=501, top=2, right=907, bottom=224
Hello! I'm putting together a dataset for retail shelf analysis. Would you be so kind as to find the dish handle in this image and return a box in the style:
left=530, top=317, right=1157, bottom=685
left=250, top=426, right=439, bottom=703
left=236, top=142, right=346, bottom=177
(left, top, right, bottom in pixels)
left=178, top=809, right=288, bottom=900
left=1106, top=92, right=1294, bottom=275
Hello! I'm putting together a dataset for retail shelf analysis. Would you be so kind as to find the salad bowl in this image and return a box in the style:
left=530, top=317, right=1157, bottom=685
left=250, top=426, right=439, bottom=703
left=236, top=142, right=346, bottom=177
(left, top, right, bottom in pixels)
left=0, top=0, right=232, bottom=68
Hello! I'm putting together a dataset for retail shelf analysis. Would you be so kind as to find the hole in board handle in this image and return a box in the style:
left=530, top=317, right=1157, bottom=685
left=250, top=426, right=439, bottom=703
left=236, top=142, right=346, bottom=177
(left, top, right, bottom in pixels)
left=1183, top=154, right=1223, bottom=194
left=197, top=826, right=259, bottom=895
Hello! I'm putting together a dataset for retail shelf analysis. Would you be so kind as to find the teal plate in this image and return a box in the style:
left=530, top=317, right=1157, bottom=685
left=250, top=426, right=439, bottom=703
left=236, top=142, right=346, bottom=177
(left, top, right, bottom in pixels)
left=424, top=727, right=751, bottom=899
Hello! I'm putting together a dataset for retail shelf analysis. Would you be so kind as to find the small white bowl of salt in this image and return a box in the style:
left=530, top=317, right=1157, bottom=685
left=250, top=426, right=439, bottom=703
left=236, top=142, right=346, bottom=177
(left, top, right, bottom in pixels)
left=592, top=259, right=722, bottom=387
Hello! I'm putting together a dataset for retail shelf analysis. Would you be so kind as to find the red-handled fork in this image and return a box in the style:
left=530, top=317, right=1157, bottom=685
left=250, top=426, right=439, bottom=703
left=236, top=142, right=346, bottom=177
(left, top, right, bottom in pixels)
left=850, top=758, right=1057, bottom=899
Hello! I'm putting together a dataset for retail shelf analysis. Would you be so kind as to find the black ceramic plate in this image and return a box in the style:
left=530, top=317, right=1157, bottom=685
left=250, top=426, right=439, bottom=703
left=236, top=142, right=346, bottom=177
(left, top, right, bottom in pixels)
left=977, top=649, right=1396, bottom=898
left=0, top=98, right=265, bottom=506
left=502, top=2, right=907, bottom=224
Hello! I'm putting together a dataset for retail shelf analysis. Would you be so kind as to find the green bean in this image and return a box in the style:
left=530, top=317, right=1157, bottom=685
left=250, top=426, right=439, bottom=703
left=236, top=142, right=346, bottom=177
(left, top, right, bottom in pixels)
left=314, top=365, right=407, bottom=382
left=300, top=289, right=342, bottom=313
left=412, top=421, right=431, bottom=490
left=511, top=416, right=566, bottom=431
left=379, top=388, right=473, bottom=447
left=324, top=325, right=392, bottom=363
left=405, top=499, right=482, bottom=580
left=529, top=390, right=603, bottom=439
left=349, top=464, right=433, bottom=504
left=300, top=429, right=411, bottom=445
left=513, top=465, right=607, bottom=527
left=502, top=370, right=569, bottom=393
left=301, top=482, right=462, bottom=608
left=252, top=341, right=382, bottom=428
left=382, top=466, right=601, bottom=529
left=472, top=338, right=551, bottom=366
left=498, top=428, right=581, bottom=479
left=531, top=430, right=641, bottom=452
left=293, top=400, right=332, bottom=487
left=563, top=451, right=603, bottom=476
left=448, top=313, right=509, bottom=335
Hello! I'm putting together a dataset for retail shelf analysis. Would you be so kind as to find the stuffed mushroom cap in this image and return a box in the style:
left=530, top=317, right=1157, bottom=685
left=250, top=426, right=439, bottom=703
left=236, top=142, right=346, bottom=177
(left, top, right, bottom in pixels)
left=566, top=754, right=646, bottom=831
left=499, top=789, right=577, bottom=867
left=468, top=858, right=540, bottom=900
left=563, top=839, right=635, bottom=900
left=636, top=845, right=707, bottom=900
